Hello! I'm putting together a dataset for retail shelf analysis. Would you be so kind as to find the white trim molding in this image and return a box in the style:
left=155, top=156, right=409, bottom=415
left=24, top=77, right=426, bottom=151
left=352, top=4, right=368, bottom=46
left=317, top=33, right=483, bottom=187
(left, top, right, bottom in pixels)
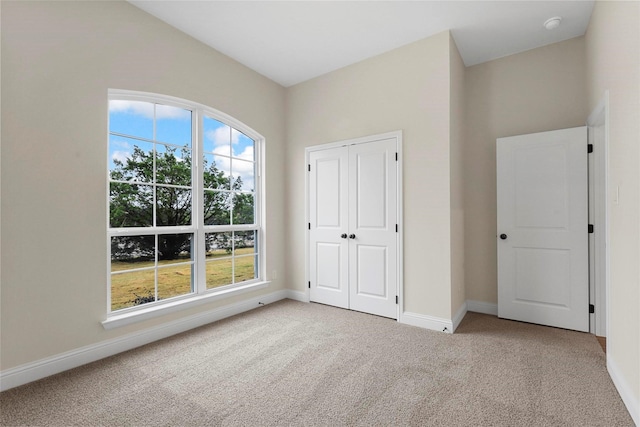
left=284, top=289, right=310, bottom=303
left=586, top=91, right=610, bottom=338
left=102, top=281, right=270, bottom=329
left=0, top=290, right=290, bottom=392
left=400, top=302, right=468, bottom=334
left=452, top=302, right=468, bottom=332
left=467, top=300, right=498, bottom=316
left=607, top=355, right=639, bottom=425
left=400, top=311, right=454, bottom=334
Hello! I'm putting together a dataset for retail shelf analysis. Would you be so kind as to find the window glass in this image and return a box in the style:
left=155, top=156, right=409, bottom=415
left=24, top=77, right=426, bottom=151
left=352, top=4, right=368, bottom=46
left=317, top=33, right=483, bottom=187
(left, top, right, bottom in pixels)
left=156, top=144, right=192, bottom=186
left=155, top=187, right=192, bottom=227
left=110, top=234, right=156, bottom=310
left=234, top=256, right=256, bottom=284
left=233, top=193, right=255, bottom=225
left=109, top=100, right=154, bottom=140
left=232, top=158, right=255, bottom=192
left=108, top=93, right=263, bottom=313
left=203, top=190, right=231, bottom=226
left=204, top=116, right=230, bottom=155
left=203, top=154, right=230, bottom=190
left=158, top=233, right=193, bottom=263
left=232, top=129, right=255, bottom=159
left=155, top=105, right=192, bottom=147
left=110, top=235, right=155, bottom=267
left=158, top=264, right=192, bottom=300
left=109, top=183, right=153, bottom=228
left=111, top=270, right=156, bottom=310
left=108, top=137, right=154, bottom=183
left=206, top=259, right=233, bottom=289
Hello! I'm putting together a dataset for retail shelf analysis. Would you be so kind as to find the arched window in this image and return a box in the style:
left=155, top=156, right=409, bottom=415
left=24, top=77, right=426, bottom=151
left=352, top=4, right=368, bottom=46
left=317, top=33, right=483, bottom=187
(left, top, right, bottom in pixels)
left=107, top=90, right=265, bottom=318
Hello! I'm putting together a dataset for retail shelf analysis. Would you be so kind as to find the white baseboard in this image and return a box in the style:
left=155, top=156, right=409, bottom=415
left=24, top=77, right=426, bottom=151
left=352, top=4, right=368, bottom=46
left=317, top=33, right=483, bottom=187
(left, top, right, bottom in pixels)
left=467, top=299, right=498, bottom=316
left=0, top=290, right=290, bottom=392
left=607, top=354, right=639, bottom=425
left=401, top=302, right=467, bottom=334
left=452, top=301, right=468, bottom=332
left=400, top=311, right=454, bottom=334
left=284, top=289, right=309, bottom=303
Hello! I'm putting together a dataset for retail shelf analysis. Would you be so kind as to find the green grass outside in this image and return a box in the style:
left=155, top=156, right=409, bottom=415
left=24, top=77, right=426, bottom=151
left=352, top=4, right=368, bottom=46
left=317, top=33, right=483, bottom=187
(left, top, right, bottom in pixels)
left=111, top=248, right=256, bottom=311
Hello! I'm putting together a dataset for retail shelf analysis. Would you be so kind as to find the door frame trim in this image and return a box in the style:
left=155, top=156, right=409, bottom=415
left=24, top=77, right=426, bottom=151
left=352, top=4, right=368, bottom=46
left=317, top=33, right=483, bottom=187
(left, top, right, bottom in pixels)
left=304, top=131, right=404, bottom=320
left=586, top=91, right=610, bottom=338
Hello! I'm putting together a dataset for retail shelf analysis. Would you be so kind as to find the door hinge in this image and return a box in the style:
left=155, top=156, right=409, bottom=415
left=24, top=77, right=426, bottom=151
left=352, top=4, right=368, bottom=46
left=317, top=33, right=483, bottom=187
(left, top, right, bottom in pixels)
left=588, top=224, right=594, bottom=234
left=308, top=281, right=311, bottom=289
left=308, top=223, right=311, bottom=230
left=395, top=224, right=398, bottom=233
left=395, top=295, right=398, bottom=304
left=395, top=152, right=398, bottom=161
left=589, top=304, right=595, bottom=314
left=308, top=164, right=311, bottom=172
left=587, top=144, right=593, bottom=154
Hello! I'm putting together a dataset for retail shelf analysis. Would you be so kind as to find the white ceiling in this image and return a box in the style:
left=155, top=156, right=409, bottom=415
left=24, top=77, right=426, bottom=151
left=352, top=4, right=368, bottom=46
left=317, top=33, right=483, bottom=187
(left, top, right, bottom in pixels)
left=129, top=1, right=595, bottom=87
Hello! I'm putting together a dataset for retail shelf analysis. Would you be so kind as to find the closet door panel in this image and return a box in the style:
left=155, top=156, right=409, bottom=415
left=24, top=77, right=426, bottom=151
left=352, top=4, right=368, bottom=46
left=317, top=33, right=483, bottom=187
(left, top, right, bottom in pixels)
left=348, top=138, right=398, bottom=319
left=309, top=147, right=349, bottom=308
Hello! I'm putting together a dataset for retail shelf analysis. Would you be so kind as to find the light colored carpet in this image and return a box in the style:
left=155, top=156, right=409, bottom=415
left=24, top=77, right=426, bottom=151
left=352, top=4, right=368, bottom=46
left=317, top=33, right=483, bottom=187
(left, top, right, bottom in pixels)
left=0, top=299, right=634, bottom=426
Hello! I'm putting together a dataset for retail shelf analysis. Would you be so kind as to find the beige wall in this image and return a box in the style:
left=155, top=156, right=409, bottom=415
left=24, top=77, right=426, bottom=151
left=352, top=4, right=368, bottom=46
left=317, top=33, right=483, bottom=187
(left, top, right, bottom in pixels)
left=0, top=1, right=286, bottom=370
left=449, top=35, right=466, bottom=316
left=3, top=3, right=638, bottom=416
left=464, top=37, right=589, bottom=304
left=585, top=0, right=640, bottom=413
left=286, top=32, right=455, bottom=319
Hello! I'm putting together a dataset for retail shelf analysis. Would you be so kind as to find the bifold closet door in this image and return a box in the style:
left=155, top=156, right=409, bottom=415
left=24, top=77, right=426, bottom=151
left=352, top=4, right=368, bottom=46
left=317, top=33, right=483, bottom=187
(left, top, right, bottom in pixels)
left=309, top=137, right=397, bottom=319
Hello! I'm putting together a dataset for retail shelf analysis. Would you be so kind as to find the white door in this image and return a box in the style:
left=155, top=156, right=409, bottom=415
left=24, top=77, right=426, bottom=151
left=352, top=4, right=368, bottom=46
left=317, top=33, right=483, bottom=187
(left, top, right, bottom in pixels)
left=309, top=137, right=398, bottom=319
left=309, top=147, right=349, bottom=309
left=497, top=127, right=589, bottom=332
left=348, top=139, right=398, bottom=318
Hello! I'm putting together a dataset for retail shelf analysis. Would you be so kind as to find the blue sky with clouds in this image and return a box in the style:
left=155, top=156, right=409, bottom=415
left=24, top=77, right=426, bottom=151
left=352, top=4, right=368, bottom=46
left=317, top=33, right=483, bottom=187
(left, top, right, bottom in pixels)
left=109, top=100, right=255, bottom=191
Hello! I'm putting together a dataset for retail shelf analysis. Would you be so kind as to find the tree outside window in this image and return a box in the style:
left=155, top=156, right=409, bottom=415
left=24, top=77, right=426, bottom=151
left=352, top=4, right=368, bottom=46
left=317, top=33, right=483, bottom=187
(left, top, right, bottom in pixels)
left=108, top=93, right=261, bottom=312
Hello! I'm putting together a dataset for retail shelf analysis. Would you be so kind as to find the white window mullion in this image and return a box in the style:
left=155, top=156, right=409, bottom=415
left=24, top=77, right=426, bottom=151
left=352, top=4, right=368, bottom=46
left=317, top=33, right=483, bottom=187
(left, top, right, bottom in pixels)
left=231, top=231, right=236, bottom=284
left=195, top=109, right=207, bottom=294
left=107, top=235, right=112, bottom=314
left=153, top=104, right=158, bottom=228
left=154, top=234, right=159, bottom=302
left=230, top=160, right=235, bottom=228
left=256, top=138, right=265, bottom=283
left=202, top=224, right=255, bottom=233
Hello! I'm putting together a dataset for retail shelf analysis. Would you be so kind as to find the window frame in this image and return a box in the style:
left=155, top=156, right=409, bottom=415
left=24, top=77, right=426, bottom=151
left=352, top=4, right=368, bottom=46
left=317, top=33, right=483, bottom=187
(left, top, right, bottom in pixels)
left=106, top=89, right=266, bottom=325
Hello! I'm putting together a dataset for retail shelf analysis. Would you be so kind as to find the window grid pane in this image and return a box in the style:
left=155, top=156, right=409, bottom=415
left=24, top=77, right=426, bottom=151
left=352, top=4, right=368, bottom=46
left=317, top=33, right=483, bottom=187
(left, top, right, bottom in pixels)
left=109, top=183, right=153, bottom=228
left=204, top=230, right=258, bottom=289
left=156, top=143, right=192, bottom=187
left=157, top=263, right=193, bottom=300
left=109, top=94, right=261, bottom=313
left=109, top=101, right=194, bottom=231
left=109, top=233, right=195, bottom=311
left=111, top=269, right=156, bottom=311
left=156, top=187, right=192, bottom=227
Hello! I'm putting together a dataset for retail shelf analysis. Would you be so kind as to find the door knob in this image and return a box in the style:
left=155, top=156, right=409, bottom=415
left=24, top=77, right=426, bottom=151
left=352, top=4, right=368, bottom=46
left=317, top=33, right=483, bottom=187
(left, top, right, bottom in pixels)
left=341, top=233, right=347, bottom=239
left=500, top=234, right=507, bottom=240
left=349, top=234, right=356, bottom=239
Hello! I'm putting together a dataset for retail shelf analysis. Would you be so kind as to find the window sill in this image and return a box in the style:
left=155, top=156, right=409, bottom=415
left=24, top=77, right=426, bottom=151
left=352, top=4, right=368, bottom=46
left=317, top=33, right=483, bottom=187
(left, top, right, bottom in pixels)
left=102, top=281, right=270, bottom=330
